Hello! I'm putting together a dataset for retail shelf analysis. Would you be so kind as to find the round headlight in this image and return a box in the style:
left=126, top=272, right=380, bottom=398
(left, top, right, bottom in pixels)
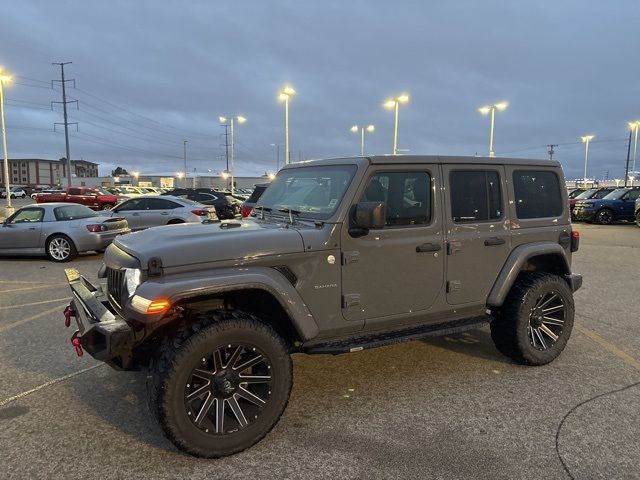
left=124, top=268, right=142, bottom=297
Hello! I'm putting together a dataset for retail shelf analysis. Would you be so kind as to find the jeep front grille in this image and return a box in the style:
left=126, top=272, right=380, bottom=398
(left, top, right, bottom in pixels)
left=106, top=267, right=125, bottom=309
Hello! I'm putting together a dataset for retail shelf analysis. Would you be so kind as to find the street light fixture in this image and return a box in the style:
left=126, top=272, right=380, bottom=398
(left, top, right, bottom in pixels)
left=581, top=135, right=594, bottom=188
left=383, top=94, right=409, bottom=155
left=628, top=121, right=640, bottom=183
left=350, top=124, right=375, bottom=156
left=131, top=171, right=140, bottom=186
left=478, top=102, right=508, bottom=157
left=278, top=86, right=295, bottom=165
left=219, top=115, right=247, bottom=195
left=0, top=68, right=14, bottom=217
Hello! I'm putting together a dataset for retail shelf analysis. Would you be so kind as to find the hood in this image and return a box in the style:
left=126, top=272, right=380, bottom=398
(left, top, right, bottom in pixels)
left=113, top=219, right=305, bottom=268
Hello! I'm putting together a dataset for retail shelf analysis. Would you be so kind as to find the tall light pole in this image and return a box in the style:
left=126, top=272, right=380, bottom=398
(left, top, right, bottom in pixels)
left=581, top=135, right=594, bottom=188
left=0, top=69, right=13, bottom=217
left=182, top=140, right=188, bottom=187
left=279, top=86, right=295, bottom=164
left=384, top=94, right=409, bottom=155
left=628, top=121, right=639, bottom=181
left=219, top=115, right=247, bottom=195
left=350, top=124, right=375, bottom=156
left=479, top=102, right=508, bottom=157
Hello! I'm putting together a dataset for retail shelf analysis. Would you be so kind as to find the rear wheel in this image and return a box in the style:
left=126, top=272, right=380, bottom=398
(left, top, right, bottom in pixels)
left=595, top=208, right=614, bottom=225
left=491, top=272, right=574, bottom=365
left=46, top=234, right=78, bottom=262
left=635, top=211, right=640, bottom=227
left=21, top=194, right=26, bottom=198
left=147, top=312, right=292, bottom=458
left=101, top=204, right=113, bottom=210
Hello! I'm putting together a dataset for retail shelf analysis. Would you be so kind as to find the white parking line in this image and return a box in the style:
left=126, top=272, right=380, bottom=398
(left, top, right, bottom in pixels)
left=0, top=303, right=68, bottom=333
left=1, top=284, right=64, bottom=294
left=0, top=298, right=70, bottom=310
left=0, top=364, right=103, bottom=408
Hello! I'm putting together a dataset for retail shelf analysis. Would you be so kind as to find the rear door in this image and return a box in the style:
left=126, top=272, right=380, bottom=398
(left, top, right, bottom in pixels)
left=138, top=198, right=179, bottom=228
left=442, top=165, right=511, bottom=305
left=340, top=165, right=445, bottom=327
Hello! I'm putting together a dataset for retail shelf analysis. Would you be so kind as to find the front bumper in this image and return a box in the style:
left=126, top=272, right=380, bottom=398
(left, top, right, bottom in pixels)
left=64, top=268, right=136, bottom=367
left=572, top=208, right=595, bottom=222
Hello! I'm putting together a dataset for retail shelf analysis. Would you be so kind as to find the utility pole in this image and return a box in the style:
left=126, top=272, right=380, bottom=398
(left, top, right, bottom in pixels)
left=52, top=62, right=77, bottom=188
left=624, top=128, right=632, bottom=187
left=547, top=144, right=557, bottom=161
left=183, top=140, right=187, bottom=187
left=222, top=124, right=230, bottom=173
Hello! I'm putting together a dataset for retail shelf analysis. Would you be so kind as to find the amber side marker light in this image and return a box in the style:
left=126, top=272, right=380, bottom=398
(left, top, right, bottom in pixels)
left=147, top=299, right=171, bottom=314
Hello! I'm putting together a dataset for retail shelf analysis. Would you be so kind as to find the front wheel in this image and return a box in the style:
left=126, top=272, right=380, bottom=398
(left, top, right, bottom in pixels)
left=595, top=208, right=614, bottom=225
left=490, top=272, right=574, bottom=365
left=101, top=204, right=113, bottom=210
left=147, top=312, right=292, bottom=458
left=636, top=211, right=640, bottom=227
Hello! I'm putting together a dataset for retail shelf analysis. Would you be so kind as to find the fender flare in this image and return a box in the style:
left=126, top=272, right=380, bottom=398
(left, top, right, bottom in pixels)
left=487, top=242, right=570, bottom=307
left=134, top=266, right=320, bottom=340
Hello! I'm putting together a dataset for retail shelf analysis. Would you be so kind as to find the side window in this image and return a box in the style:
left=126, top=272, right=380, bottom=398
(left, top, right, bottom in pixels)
left=68, top=188, right=81, bottom=195
left=10, top=208, right=44, bottom=223
left=360, top=171, right=431, bottom=227
left=513, top=170, right=563, bottom=219
left=146, top=198, right=179, bottom=210
left=625, top=189, right=640, bottom=201
left=450, top=170, right=502, bottom=223
left=117, top=198, right=145, bottom=211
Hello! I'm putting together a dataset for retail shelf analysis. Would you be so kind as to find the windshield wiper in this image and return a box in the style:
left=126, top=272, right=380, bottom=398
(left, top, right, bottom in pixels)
left=253, top=205, right=272, bottom=220
left=277, top=208, right=301, bottom=224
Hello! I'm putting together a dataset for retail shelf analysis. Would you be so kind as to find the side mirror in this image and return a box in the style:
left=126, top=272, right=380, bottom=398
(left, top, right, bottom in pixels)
left=350, top=201, right=386, bottom=237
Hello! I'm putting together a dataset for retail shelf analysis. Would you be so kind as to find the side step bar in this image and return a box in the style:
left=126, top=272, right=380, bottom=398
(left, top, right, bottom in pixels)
left=304, top=315, right=491, bottom=355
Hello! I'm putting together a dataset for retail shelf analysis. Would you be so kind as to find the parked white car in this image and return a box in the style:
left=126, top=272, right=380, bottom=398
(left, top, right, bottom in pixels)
left=1, top=187, right=27, bottom=199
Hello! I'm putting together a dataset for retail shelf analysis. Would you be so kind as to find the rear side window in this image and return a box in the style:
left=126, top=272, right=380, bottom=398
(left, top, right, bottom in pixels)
left=68, top=188, right=81, bottom=195
left=450, top=170, right=502, bottom=223
left=513, top=170, right=563, bottom=219
left=360, top=171, right=432, bottom=227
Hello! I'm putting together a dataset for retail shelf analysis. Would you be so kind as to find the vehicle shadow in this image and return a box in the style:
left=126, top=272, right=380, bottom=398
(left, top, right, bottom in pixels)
left=420, top=328, right=512, bottom=364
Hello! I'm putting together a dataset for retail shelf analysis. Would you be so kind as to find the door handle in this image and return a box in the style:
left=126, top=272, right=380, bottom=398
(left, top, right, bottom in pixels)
left=160, top=212, right=169, bottom=215
left=132, top=213, right=140, bottom=216
left=416, top=243, right=442, bottom=253
left=484, top=237, right=506, bottom=246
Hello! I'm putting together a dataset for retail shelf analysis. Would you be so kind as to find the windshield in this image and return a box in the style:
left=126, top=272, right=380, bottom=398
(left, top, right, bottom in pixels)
left=256, top=164, right=357, bottom=220
left=568, top=189, right=585, bottom=199
left=53, top=204, right=97, bottom=220
left=602, top=189, right=629, bottom=200
left=575, top=189, right=597, bottom=199
left=592, top=188, right=613, bottom=199
left=93, top=188, right=111, bottom=195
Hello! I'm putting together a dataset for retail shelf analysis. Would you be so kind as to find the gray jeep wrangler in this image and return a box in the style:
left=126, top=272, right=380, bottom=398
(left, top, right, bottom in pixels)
left=64, top=155, right=582, bottom=457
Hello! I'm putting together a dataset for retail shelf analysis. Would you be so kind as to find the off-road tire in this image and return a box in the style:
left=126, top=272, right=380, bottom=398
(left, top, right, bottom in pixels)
left=147, top=311, right=292, bottom=458
left=595, top=208, right=614, bottom=225
left=490, top=272, right=574, bottom=365
left=45, top=234, right=78, bottom=262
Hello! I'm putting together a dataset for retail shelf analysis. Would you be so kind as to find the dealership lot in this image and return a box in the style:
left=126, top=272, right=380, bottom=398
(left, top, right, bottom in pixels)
left=0, top=217, right=638, bottom=479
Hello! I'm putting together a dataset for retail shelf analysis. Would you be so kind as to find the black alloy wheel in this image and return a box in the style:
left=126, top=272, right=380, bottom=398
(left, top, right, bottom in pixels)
left=595, top=208, right=614, bottom=225
left=527, top=290, right=566, bottom=350
left=184, top=344, right=273, bottom=435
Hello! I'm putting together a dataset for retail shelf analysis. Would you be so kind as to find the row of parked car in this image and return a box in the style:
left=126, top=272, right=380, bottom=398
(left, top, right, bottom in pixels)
left=568, top=186, right=640, bottom=226
left=0, top=184, right=269, bottom=262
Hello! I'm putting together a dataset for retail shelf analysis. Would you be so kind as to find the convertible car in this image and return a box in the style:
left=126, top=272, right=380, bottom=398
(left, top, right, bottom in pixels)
left=0, top=203, right=130, bottom=262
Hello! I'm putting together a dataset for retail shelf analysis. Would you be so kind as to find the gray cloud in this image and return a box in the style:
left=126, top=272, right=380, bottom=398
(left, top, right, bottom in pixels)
left=1, top=0, right=639, bottom=180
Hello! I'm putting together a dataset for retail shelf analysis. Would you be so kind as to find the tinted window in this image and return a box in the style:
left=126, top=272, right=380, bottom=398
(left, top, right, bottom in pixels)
left=116, top=198, right=145, bottom=211
left=146, top=198, right=181, bottom=209
left=53, top=205, right=96, bottom=220
left=11, top=208, right=44, bottom=223
left=450, top=170, right=502, bottom=223
left=513, top=170, right=563, bottom=219
left=68, top=188, right=82, bottom=195
left=623, top=189, right=640, bottom=201
left=360, top=171, right=431, bottom=227
left=592, top=188, right=614, bottom=199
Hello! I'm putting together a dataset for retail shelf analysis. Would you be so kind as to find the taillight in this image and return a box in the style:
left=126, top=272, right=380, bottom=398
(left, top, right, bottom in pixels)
left=241, top=206, right=252, bottom=218
left=571, top=230, right=580, bottom=252
left=86, top=224, right=107, bottom=232
left=191, top=209, right=208, bottom=216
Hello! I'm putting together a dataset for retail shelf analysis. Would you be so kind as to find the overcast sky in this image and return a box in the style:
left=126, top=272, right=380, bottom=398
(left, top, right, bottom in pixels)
left=2, top=1, right=639, bottom=180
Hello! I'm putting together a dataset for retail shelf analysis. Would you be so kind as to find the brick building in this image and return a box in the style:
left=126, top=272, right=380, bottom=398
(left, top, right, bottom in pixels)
left=0, top=158, right=99, bottom=186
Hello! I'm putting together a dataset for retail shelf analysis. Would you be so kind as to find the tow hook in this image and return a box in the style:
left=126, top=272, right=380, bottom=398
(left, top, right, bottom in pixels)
left=63, top=305, right=76, bottom=328
left=71, top=331, right=84, bottom=357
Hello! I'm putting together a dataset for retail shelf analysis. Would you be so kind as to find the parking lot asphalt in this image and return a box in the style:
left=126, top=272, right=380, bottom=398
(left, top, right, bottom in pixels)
left=0, top=210, right=638, bottom=479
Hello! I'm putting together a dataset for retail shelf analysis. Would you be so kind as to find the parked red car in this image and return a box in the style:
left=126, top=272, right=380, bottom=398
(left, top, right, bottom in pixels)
left=35, top=186, right=118, bottom=210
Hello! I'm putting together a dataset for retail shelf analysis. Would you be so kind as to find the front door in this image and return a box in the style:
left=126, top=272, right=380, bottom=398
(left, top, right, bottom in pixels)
left=112, top=198, right=144, bottom=230
left=340, top=166, right=445, bottom=326
left=442, top=166, right=511, bottom=305
left=0, top=207, right=44, bottom=250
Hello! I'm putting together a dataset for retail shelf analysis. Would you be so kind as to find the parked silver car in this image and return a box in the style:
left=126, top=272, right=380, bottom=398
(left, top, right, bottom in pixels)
left=0, top=203, right=130, bottom=262
left=108, top=195, right=217, bottom=230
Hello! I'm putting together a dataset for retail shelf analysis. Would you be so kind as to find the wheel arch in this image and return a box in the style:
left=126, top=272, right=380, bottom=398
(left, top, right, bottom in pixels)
left=135, top=267, right=320, bottom=343
left=487, top=242, right=571, bottom=307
